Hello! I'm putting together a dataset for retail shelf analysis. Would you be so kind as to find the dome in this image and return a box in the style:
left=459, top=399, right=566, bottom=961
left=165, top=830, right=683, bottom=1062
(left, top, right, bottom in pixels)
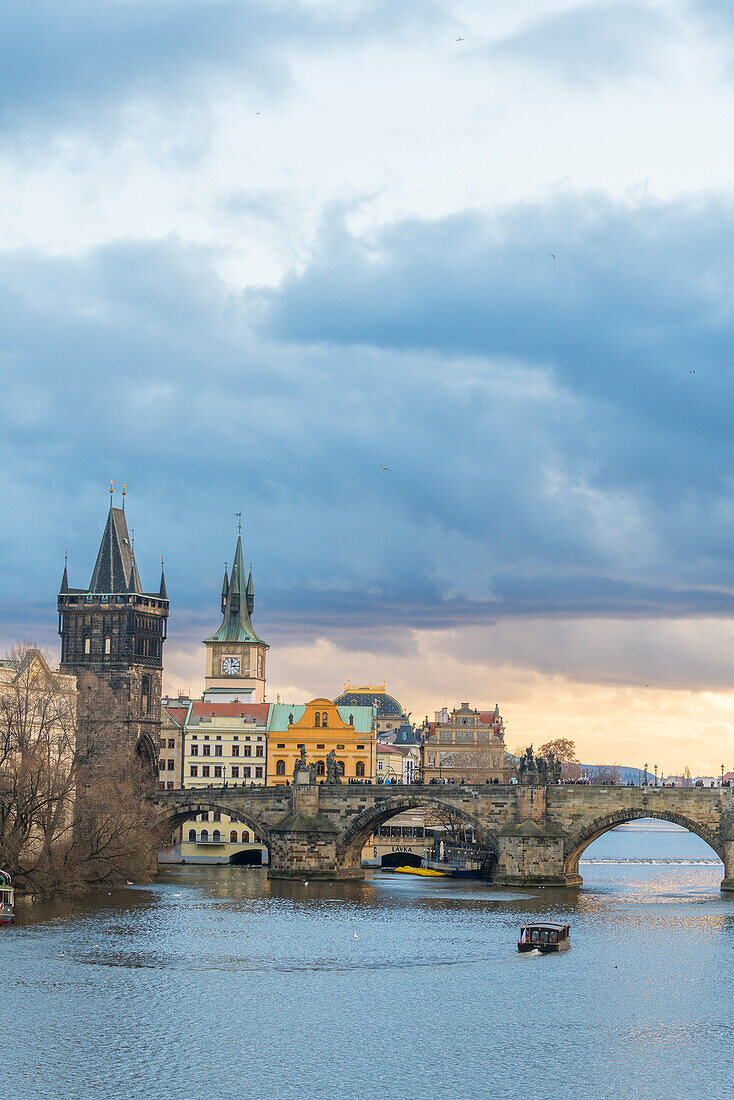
left=333, top=689, right=405, bottom=719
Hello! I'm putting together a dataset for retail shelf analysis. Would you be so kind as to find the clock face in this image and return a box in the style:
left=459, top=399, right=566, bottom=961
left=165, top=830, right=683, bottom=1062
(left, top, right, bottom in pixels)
left=222, top=656, right=241, bottom=676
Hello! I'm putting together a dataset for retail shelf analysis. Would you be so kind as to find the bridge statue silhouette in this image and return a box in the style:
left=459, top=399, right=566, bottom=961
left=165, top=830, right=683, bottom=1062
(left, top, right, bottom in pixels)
left=155, top=781, right=734, bottom=890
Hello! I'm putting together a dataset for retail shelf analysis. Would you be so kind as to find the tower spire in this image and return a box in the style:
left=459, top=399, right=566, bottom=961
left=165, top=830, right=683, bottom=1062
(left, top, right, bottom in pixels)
left=159, top=556, right=167, bottom=599
left=221, top=561, right=230, bottom=613
left=60, top=550, right=69, bottom=594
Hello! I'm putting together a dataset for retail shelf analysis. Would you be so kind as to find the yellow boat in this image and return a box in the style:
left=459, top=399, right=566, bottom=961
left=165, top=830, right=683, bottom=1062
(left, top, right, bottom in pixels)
left=392, top=865, right=447, bottom=877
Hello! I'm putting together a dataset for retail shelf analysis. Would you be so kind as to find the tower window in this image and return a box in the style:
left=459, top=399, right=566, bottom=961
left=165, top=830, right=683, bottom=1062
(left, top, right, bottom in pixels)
left=315, top=713, right=320, bottom=728
left=84, top=636, right=91, bottom=656
left=321, top=712, right=328, bottom=727
left=104, top=636, right=110, bottom=657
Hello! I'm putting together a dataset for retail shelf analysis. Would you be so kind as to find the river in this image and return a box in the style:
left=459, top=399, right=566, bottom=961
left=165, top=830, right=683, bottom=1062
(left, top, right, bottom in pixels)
left=2, top=821, right=733, bottom=1100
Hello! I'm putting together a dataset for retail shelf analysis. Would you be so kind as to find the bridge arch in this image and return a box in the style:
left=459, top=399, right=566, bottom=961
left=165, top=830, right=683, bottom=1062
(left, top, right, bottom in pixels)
left=336, top=794, right=499, bottom=867
left=154, top=801, right=271, bottom=849
left=563, top=809, right=724, bottom=878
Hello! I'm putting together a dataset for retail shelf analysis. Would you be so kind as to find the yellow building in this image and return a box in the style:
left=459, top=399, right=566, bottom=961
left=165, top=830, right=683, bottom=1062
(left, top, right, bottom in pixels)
left=267, top=698, right=376, bottom=785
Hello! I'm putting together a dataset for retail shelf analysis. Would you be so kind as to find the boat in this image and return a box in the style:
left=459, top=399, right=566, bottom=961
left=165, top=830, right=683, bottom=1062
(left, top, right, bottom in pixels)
left=518, top=921, right=570, bottom=953
left=0, top=870, right=14, bottom=926
left=393, top=865, right=447, bottom=877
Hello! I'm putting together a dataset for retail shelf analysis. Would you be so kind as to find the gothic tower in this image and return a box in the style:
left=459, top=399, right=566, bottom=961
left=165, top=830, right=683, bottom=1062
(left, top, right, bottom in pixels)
left=203, top=525, right=268, bottom=703
left=57, top=485, right=169, bottom=763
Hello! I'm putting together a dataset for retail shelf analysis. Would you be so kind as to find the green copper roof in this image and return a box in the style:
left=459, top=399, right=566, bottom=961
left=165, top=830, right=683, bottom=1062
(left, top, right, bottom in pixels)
left=204, top=533, right=267, bottom=646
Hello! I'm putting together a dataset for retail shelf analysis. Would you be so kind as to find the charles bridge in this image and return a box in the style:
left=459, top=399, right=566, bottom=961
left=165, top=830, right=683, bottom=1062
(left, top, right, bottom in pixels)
left=155, top=781, right=734, bottom=890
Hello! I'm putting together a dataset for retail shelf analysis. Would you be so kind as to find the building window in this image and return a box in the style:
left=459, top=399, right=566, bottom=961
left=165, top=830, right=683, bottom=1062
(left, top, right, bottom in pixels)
left=277, top=743, right=286, bottom=749
left=256, top=745, right=263, bottom=757
left=200, top=829, right=209, bottom=842
left=212, top=830, right=221, bottom=842
left=159, top=762, right=166, bottom=773
left=189, top=765, right=198, bottom=777
left=244, top=766, right=252, bottom=778
left=244, top=746, right=252, bottom=757
left=214, top=766, right=223, bottom=778
left=315, top=713, right=320, bottom=728
left=255, top=767, right=263, bottom=779
left=321, top=712, right=328, bottom=727
left=167, top=781, right=174, bottom=789
left=231, top=766, right=239, bottom=778
left=356, top=761, right=365, bottom=778
left=215, top=745, right=223, bottom=757
left=84, top=636, right=91, bottom=655
left=232, top=745, right=240, bottom=757
left=141, top=675, right=151, bottom=715
left=337, top=744, right=345, bottom=750
left=202, top=766, right=210, bottom=778
left=168, top=739, right=175, bottom=749
left=357, top=745, right=365, bottom=750
left=242, top=830, right=250, bottom=842
left=190, top=745, right=198, bottom=756
left=212, top=812, right=220, bottom=822
left=203, top=745, right=211, bottom=756
left=167, top=760, right=174, bottom=770
left=276, top=760, right=286, bottom=776
left=188, top=829, right=196, bottom=842
left=230, top=831, right=238, bottom=843
left=337, top=761, right=345, bottom=776
left=317, top=760, right=325, bottom=776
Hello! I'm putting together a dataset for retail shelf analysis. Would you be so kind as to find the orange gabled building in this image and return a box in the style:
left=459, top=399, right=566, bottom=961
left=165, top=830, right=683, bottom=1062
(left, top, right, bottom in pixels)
left=267, top=697, right=376, bottom=785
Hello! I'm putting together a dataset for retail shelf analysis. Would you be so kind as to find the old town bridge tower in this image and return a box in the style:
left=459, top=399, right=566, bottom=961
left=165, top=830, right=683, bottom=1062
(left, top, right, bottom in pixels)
left=57, top=485, right=169, bottom=764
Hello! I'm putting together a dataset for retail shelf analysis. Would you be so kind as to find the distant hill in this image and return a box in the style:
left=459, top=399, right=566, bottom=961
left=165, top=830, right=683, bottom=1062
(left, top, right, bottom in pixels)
left=581, top=764, right=644, bottom=783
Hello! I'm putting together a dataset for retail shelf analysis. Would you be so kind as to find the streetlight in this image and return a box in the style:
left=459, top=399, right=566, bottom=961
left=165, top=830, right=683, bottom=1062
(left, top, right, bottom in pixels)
left=654, top=764, right=658, bottom=787
left=643, top=763, right=648, bottom=785
left=721, top=764, right=725, bottom=787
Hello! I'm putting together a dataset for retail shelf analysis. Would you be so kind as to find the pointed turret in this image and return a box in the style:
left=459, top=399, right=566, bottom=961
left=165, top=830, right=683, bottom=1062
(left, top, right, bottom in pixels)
left=90, top=505, right=139, bottom=593
left=246, top=564, right=254, bottom=615
left=60, top=554, right=69, bottom=594
left=220, top=564, right=229, bottom=613
left=159, top=563, right=167, bottom=599
left=204, top=533, right=265, bottom=646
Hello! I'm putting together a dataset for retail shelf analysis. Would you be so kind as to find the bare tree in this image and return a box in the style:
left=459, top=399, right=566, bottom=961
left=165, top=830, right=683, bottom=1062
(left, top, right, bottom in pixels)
left=591, top=765, right=621, bottom=786
left=0, top=646, right=163, bottom=896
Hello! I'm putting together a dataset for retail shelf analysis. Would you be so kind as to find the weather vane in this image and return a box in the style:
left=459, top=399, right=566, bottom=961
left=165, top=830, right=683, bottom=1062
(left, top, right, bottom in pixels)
left=235, top=511, right=242, bottom=535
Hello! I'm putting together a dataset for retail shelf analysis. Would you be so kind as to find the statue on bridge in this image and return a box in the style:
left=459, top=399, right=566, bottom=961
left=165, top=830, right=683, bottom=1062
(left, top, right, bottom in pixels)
left=293, top=746, right=316, bottom=785
left=518, top=745, right=562, bottom=786
left=326, top=749, right=341, bottom=785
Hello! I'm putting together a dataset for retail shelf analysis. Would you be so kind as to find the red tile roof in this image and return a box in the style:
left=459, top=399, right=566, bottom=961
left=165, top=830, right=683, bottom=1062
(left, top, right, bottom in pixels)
left=164, top=707, right=189, bottom=728
left=189, top=701, right=270, bottom=722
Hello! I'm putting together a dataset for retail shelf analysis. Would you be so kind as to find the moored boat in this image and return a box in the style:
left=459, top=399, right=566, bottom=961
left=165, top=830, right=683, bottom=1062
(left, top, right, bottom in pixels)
left=0, top=870, right=14, bottom=926
left=518, top=921, right=570, bottom=953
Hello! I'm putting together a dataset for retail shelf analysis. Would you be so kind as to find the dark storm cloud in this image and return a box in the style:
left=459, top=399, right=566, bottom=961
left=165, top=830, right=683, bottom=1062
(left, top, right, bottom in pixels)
left=488, top=2, right=674, bottom=86
left=4, top=192, right=734, bottom=650
left=0, top=0, right=441, bottom=133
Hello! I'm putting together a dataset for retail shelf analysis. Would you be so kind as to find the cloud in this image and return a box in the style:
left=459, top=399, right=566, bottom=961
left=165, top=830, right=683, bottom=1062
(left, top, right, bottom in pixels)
left=487, top=2, right=675, bottom=87
left=4, top=191, right=734, bottom=670
left=0, top=0, right=442, bottom=137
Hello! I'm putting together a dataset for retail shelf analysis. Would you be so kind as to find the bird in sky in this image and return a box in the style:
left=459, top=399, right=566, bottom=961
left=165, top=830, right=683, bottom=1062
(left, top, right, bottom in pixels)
left=689, top=370, right=695, bottom=374
left=380, top=464, right=391, bottom=472
left=353, top=931, right=358, bottom=939
left=456, top=36, right=464, bottom=42
left=550, top=253, right=557, bottom=259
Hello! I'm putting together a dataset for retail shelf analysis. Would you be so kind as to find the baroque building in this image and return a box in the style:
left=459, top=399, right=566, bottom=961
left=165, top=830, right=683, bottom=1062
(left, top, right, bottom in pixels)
left=57, top=486, right=168, bottom=765
left=203, top=527, right=268, bottom=703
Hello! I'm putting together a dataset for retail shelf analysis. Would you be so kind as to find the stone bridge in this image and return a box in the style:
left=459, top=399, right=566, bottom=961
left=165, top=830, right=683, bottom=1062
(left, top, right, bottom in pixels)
left=155, top=782, right=734, bottom=890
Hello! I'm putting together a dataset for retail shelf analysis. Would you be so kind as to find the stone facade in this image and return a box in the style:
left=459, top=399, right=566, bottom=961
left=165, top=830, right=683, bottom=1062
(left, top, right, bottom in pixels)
left=155, top=782, right=734, bottom=888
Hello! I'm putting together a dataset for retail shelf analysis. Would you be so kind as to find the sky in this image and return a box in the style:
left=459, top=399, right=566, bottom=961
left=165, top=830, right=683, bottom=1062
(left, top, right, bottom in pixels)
left=4, top=0, right=734, bottom=774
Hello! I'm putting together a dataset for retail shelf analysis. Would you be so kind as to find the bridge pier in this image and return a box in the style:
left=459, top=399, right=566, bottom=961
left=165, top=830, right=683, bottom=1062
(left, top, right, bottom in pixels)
left=721, top=839, right=734, bottom=892
left=494, top=819, right=577, bottom=887
left=267, top=785, right=364, bottom=881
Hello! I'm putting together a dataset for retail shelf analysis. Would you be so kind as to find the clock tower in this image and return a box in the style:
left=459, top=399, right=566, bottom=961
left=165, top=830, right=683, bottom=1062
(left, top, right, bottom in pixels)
left=203, top=526, right=268, bottom=703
